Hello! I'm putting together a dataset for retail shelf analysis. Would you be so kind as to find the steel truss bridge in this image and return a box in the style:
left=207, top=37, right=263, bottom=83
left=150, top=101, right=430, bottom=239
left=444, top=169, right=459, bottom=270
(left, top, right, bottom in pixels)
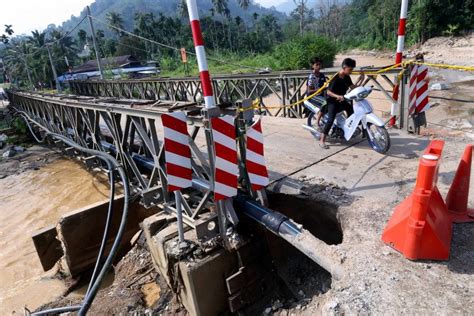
left=7, top=66, right=417, bottom=313
left=68, top=68, right=406, bottom=121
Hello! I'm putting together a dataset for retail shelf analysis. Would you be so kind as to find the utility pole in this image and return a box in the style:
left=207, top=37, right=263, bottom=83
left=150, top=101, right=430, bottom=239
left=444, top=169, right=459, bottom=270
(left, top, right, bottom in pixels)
left=46, top=46, right=61, bottom=91
left=86, top=6, right=104, bottom=79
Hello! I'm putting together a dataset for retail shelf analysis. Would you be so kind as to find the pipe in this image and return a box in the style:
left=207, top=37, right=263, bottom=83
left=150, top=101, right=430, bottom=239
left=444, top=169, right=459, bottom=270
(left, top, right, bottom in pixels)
left=18, top=113, right=130, bottom=316
left=186, top=0, right=215, bottom=109
left=395, top=0, right=409, bottom=64
left=234, top=195, right=344, bottom=281
left=102, top=142, right=344, bottom=279
left=175, top=192, right=185, bottom=244
left=390, top=0, right=409, bottom=127
left=100, top=141, right=212, bottom=193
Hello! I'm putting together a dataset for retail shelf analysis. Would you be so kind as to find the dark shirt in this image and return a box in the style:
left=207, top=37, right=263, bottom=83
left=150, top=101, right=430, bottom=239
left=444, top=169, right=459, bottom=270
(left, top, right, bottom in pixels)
left=306, top=72, right=327, bottom=96
left=327, top=74, right=353, bottom=103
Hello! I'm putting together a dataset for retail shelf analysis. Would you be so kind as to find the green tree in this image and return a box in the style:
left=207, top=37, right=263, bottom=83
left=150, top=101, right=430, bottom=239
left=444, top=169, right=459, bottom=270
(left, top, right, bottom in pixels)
left=106, top=11, right=124, bottom=37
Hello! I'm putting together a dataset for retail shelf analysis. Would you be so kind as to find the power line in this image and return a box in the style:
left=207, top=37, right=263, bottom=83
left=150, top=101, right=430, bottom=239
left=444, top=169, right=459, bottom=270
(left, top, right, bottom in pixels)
left=5, top=15, right=88, bottom=58
left=89, top=15, right=263, bottom=71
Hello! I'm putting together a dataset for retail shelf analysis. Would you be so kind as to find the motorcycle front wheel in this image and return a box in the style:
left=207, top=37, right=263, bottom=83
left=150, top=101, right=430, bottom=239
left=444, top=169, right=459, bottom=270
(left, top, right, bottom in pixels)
left=366, top=123, right=390, bottom=154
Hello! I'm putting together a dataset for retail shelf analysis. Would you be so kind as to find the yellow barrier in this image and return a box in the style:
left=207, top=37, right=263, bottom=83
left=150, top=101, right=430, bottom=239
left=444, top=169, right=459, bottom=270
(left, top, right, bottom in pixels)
left=243, top=60, right=473, bottom=113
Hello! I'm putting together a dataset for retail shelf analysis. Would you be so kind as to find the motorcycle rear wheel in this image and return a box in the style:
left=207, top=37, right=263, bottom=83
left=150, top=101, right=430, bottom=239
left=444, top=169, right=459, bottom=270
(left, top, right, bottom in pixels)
left=366, top=123, right=390, bottom=154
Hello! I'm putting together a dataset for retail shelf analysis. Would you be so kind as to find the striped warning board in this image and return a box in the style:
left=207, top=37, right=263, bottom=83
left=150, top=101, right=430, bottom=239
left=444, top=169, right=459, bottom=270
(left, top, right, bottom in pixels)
left=211, top=115, right=238, bottom=201
left=416, top=64, right=430, bottom=113
left=408, top=64, right=430, bottom=115
left=245, top=118, right=269, bottom=191
left=408, top=64, right=418, bottom=115
left=161, top=112, right=192, bottom=192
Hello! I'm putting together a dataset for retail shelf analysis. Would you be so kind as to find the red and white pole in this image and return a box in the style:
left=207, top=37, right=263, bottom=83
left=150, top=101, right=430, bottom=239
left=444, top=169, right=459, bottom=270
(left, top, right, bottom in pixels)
left=390, top=0, right=409, bottom=127
left=395, top=0, right=409, bottom=64
left=186, top=0, right=215, bottom=109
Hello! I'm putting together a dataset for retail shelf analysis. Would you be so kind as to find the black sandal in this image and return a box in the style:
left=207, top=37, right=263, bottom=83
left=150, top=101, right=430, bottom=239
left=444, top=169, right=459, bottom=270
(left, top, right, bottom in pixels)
left=319, top=143, right=329, bottom=149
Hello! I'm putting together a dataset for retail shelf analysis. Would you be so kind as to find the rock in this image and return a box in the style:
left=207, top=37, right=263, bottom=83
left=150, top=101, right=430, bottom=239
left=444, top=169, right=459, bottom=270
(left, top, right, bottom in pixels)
left=264, top=307, right=272, bottom=315
left=327, top=300, right=339, bottom=310
left=0, top=141, right=4, bottom=149
left=272, top=300, right=284, bottom=310
left=0, top=134, right=7, bottom=142
left=298, top=290, right=305, bottom=297
left=431, top=83, right=451, bottom=90
left=14, top=146, right=25, bottom=153
left=2, top=147, right=16, bottom=158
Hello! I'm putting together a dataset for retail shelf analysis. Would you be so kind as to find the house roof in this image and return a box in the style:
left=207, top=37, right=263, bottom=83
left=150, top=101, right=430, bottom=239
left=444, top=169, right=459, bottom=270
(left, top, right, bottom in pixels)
left=71, top=55, right=140, bottom=74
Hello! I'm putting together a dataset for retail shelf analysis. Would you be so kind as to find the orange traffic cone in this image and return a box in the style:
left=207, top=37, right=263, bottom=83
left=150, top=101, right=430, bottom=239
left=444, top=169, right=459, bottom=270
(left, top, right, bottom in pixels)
left=446, top=144, right=474, bottom=223
left=382, top=140, right=453, bottom=260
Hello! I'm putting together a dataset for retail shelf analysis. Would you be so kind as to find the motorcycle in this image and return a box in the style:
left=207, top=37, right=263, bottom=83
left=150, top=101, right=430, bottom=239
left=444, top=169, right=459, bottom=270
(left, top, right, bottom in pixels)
left=302, top=86, right=391, bottom=154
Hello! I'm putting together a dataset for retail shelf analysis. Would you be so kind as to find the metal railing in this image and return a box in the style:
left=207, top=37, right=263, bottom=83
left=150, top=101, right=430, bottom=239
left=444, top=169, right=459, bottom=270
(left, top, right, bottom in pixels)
left=68, top=67, right=402, bottom=119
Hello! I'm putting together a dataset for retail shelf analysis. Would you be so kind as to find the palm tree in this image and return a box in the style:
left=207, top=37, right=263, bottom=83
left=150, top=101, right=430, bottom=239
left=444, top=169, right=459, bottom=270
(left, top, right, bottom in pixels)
left=106, top=11, right=124, bottom=37
left=238, top=0, right=250, bottom=9
left=235, top=16, right=243, bottom=48
left=177, top=0, right=188, bottom=19
left=77, top=29, right=87, bottom=47
left=211, top=0, right=229, bottom=50
left=212, top=0, right=228, bottom=15
left=4, top=25, right=14, bottom=36
left=224, top=8, right=233, bottom=51
left=27, top=30, right=52, bottom=87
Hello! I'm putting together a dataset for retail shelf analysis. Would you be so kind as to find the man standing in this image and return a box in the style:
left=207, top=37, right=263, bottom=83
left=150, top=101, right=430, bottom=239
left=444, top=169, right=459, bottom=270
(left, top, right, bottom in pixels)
left=320, top=58, right=364, bottom=149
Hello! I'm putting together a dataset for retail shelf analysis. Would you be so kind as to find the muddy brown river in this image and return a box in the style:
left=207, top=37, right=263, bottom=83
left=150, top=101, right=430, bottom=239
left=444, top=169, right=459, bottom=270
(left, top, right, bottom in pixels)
left=0, top=159, right=109, bottom=314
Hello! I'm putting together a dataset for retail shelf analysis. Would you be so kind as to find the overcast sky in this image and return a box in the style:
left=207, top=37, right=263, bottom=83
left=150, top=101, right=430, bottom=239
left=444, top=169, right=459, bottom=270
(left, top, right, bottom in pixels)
left=0, top=0, right=287, bottom=36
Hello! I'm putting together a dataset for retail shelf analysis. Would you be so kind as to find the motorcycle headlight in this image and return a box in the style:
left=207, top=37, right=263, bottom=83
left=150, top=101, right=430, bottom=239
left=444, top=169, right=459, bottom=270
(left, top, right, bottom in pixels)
left=357, top=91, right=369, bottom=99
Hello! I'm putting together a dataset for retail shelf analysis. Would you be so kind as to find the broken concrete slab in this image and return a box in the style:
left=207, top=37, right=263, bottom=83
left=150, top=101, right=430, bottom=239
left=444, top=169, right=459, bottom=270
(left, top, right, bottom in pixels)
left=32, top=195, right=155, bottom=277
left=32, top=225, right=63, bottom=271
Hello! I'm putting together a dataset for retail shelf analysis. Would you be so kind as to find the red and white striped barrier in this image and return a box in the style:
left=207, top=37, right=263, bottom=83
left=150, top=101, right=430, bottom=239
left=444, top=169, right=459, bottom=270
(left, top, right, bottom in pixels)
left=246, top=118, right=269, bottom=191
left=395, top=0, right=408, bottom=64
left=408, top=64, right=418, bottom=115
left=415, top=64, right=430, bottom=113
left=390, top=0, right=409, bottom=126
left=211, top=115, right=238, bottom=201
left=408, top=64, right=430, bottom=115
left=186, top=0, right=215, bottom=109
left=161, top=112, right=192, bottom=192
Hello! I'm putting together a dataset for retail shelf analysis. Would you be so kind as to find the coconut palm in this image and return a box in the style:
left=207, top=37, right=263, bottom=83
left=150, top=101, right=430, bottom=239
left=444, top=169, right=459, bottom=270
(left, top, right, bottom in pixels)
left=106, top=11, right=124, bottom=37
left=238, top=0, right=251, bottom=9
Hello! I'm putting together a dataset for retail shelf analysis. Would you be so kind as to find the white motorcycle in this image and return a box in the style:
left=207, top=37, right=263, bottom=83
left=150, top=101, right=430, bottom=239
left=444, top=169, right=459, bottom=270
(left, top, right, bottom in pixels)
left=302, top=86, right=391, bottom=154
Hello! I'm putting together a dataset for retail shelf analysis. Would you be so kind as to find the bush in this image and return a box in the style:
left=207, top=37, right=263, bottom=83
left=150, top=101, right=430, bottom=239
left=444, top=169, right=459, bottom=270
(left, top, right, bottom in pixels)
left=272, top=34, right=337, bottom=70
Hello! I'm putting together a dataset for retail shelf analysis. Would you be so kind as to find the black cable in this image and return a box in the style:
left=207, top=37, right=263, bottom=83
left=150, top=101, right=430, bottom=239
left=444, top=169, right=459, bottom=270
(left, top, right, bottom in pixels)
left=85, top=169, right=115, bottom=294
left=18, top=111, right=130, bottom=316
left=30, top=305, right=82, bottom=315
left=429, top=95, right=474, bottom=103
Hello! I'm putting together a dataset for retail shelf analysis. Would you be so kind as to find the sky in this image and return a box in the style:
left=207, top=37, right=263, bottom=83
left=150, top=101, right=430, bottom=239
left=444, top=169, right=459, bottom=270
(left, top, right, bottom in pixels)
left=0, top=0, right=288, bottom=36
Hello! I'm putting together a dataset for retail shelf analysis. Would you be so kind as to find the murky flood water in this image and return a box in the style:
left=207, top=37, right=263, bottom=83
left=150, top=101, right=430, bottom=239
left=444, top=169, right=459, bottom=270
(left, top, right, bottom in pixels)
left=0, top=159, right=110, bottom=314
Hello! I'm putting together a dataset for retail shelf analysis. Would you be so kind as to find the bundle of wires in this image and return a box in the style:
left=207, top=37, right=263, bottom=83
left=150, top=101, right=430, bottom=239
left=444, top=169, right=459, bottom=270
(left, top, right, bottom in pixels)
left=17, top=110, right=130, bottom=316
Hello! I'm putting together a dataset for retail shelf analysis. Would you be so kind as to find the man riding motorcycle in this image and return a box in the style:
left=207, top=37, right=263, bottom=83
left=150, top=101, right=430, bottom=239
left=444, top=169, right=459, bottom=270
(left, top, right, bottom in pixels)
left=319, top=58, right=365, bottom=149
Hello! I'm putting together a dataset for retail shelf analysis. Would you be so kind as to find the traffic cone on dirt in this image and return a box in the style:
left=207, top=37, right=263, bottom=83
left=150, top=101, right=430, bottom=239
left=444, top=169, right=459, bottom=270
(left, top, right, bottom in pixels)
left=381, top=140, right=453, bottom=260
left=446, top=144, right=474, bottom=223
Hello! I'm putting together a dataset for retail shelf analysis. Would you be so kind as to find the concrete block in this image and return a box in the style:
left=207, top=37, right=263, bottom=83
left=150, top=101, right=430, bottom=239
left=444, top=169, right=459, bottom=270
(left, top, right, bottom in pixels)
left=178, top=249, right=238, bottom=316
left=32, top=224, right=63, bottom=271
left=57, top=195, right=155, bottom=276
